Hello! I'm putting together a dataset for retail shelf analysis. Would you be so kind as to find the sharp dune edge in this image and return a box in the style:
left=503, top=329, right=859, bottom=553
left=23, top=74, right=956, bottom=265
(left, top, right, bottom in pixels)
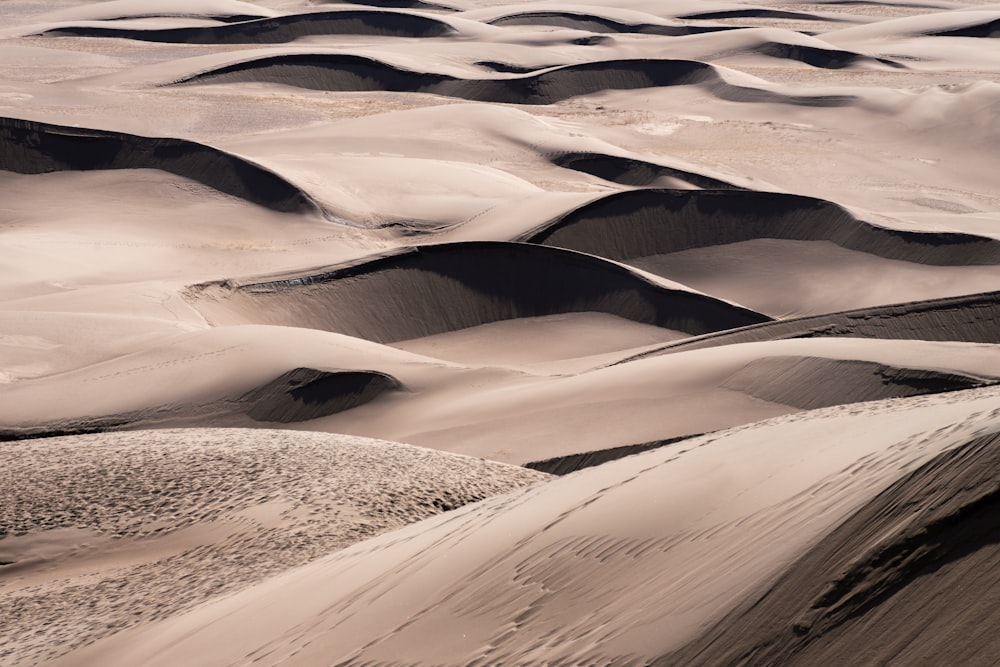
left=2, top=0, right=999, bottom=664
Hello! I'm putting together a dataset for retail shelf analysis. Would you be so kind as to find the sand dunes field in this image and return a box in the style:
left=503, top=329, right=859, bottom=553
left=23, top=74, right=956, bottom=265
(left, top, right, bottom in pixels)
left=1, top=0, right=998, bottom=664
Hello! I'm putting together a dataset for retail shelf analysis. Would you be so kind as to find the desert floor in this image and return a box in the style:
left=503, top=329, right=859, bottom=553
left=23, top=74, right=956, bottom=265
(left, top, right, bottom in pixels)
left=1, top=0, right=999, bottom=664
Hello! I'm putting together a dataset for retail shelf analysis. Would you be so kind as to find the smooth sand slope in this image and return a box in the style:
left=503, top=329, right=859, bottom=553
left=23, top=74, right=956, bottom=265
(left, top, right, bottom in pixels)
left=51, top=388, right=1000, bottom=666
left=1, top=0, right=999, bottom=663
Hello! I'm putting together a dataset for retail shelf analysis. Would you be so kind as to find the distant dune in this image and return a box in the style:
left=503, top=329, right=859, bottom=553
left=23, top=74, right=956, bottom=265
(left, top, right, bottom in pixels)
left=37, top=10, right=456, bottom=43
left=0, top=117, right=321, bottom=215
left=173, top=55, right=857, bottom=106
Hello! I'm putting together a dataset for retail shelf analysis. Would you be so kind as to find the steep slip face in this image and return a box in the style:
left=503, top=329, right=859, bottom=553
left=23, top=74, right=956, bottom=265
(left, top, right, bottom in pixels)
left=186, top=241, right=771, bottom=343
left=668, top=429, right=1000, bottom=666
left=38, top=10, right=457, bottom=43
left=0, top=117, right=320, bottom=215
left=522, top=189, right=1000, bottom=266
left=173, top=55, right=855, bottom=107
left=626, top=291, right=1000, bottom=358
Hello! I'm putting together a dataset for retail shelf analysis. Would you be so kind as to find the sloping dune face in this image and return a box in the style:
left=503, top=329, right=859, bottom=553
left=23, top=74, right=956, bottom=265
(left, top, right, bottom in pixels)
left=2, top=0, right=1000, bottom=663
left=52, top=389, right=1000, bottom=665
left=0, top=429, right=547, bottom=665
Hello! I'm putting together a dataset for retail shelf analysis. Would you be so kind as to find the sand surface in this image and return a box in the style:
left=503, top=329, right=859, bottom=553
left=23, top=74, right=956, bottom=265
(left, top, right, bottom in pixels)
left=1, top=0, right=998, bottom=663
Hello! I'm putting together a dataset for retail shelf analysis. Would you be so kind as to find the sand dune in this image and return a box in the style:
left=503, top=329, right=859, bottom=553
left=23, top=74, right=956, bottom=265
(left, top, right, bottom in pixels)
left=518, top=189, right=1000, bottom=314
left=522, top=189, right=1000, bottom=265
left=52, top=388, right=1000, bottom=666
left=633, top=291, right=1000, bottom=358
left=186, top=241, right=772, bottom=342
left=0, top=117, right=321, bottom=216
left=34, top=0, right=275, bottom=23
left=551, top=151, right=745, bottom=189
left=2, top=0, right=999, bottom=662
left=479, top=9, right=733, bottom=35
left=0, top=429, right=546, bottom=666
left=37, top=10, right=457, bottom=43
left=174, top=54, right=856, bottom=106
left=670, top=429, right=1000, bottom=665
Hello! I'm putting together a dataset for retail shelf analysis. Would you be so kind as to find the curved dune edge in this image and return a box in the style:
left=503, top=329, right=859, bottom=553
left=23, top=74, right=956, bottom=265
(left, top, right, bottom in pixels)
left=680, top=7, right=832, bottom=21
left=0, top=366, right=404, bottom=441
left=184, top=241, right=772, bottom=344
left=34, top=0, right=275, bottom=23
left=721, top=355, right=994, bottom=410
left=47, top=388, right=1000, bottom=666
left=525, top=355, right=996, bottom=474
left=0, top=429, right=548, bottom=665
left=38, top=10, right=456, bottom=43
left=239, top=367, right=401, bottom=423
left=0, top=117, right=322, bottom=216
left=621, top=291, right=1000, bottom=362
left=520, top=189, right=1000, bottom=266
left=524, top=433, right=704, bottom=475
left=484, top=10, right=731, bottom=36
left=550, top=152, right=745, bottom=190
left=931, top=17, right=1000, bottom=37
left=668, top=428, right=1000, bottom=665
left=172, top=55, right=857, bottom=107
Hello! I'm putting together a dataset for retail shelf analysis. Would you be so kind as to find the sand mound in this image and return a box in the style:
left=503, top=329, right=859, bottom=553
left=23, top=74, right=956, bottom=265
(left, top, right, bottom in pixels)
left=38, top=10, right=456, bottom=43
left=0, top=117, right=320, bottom=215
left=0, top=428, right=547, bottom=665
left=521, top=189, right=1000, bottom=266
left=483, top=10, right=729, bottom=36
left=239, top=367, right=401, bottom=423
left=632, top=291, right=1000, bottom=358
left=721, top=355, right=993, bottom=410
left=932, top=17, right=1000, bottom=37
left=35, top=0, right=274, bottom=23
left=551, top=152, right=745, bottom=189
left=186, top=241, right=771, bottom=343
left=315, top=0, right=457, bottom=9
left=669, top=429, right=1000, bottom=665
left=174, top=55, right=853, bottom=106
left=53, top=388, right=1000, bottom=665
left=525, top=433, right=701, bottom=474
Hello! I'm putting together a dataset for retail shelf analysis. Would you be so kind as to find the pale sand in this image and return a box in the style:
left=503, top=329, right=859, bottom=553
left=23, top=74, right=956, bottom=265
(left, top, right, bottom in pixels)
left=51, top=387, right=1000, bottom=665
left=1, top=0, right=999, bottom=663
left=0, top=428, right=547, bottom=665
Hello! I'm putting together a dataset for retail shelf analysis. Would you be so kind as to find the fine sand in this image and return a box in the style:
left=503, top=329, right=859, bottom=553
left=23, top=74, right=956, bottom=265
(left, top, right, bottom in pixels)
left=1, top=0, right=999, bottom=663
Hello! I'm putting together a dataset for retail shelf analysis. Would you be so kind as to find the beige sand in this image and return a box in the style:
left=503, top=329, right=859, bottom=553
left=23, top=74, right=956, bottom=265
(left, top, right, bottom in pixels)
left=1, top=0, right=998, bottom=663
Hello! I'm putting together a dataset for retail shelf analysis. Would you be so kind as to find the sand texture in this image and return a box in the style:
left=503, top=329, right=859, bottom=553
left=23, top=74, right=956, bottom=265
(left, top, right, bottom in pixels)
left=1, top=0, right=999, bottom=663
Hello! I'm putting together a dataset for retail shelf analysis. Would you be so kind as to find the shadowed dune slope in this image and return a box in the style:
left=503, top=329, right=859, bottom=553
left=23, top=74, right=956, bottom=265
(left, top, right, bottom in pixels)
left=667, top=429, right=1000, bottom=666
left=175, top=56, right=856, bottom=106
left=629, top=291, right=1000, bottom=358
left=0, top=117, right=320, bottom=215
left=0, top=429, right=547, bottom=665
left=186, top=241, right=772, bottom=343
left=721, top=356, right=993, bottom=410
left=551, top=152, right=745, bottom=189
left=238, top=367, right=401, bottom=423
left=931, top=17, right=1000, bottom=37
left=484, top=10, right=731, bottom=36
left=525, top=434, right=703, bottom=475
left=0, top=366, right=404, bottom=441
left=680, top=8, right=830, bottom=21
left=521, top=189, right=1000, bottom=266
left=33, top=0, right=275, bottom=22
left=318, top=0, right=457, bottom=9
left=39, top=10, right=456, bottom=43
